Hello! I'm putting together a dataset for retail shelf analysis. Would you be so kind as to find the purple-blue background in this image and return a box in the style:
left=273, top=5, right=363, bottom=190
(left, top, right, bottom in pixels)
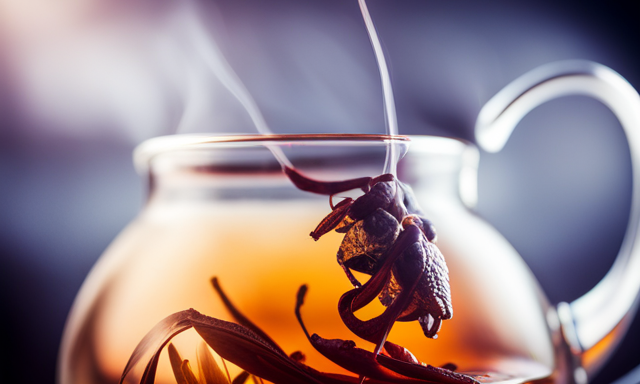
left=0, top=1, right=638, bottom=383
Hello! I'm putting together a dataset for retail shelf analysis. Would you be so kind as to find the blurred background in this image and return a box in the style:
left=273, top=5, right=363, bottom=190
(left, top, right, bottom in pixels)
left=0, top=0, right=638, bottom=383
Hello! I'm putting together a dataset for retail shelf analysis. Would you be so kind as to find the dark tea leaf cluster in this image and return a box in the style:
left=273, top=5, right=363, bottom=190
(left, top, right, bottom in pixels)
left=286, top=168, right=452, bottom=347
left=120, top=169, right=477, bottom=384
left=119, top=278, right=478, bottom=384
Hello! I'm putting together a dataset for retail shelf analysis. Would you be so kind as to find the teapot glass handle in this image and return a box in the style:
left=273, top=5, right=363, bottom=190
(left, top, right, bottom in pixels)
left=475, top=60, right=640, bottom=373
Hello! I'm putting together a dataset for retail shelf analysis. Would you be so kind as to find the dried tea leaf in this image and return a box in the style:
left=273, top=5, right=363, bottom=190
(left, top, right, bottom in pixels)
left=440, top=364, right=457, bottom=372
left=296, top=286, right=424, bottom=384
left=378, top=274, right=401, bottom=307
left=168, top=344, right=188, bottom=384
left=284, top=167, right=371, bottom=195
left=120, top=309, right=320, bottom=384
left=189, top=311, right=324, bottom=384
left=382, top=342, right=420, bottom=365
left=220, top=356, right=232, bottom=383
left=120, top=309, right=197, bottom=384
left=311, top=198, right=354, bottom=240
left=122, top=274, right=473, bottom=384
left=182, top=360, right=200, bottom=384
left=351, top=225, right=422, bottom=312
left=334, top=213, right=356, bottom=233
left=197, top=342, right=230, bottom=384
left=289, top=351, right=306, bottom=363
left=231, top=371, right=250, bottom=384
left=307, top=334, right=412, bottom=383
left=337, top=226, right=428, bottom=350
left=347, top=181, right=396, bottom=220
left=377, top=355, right=480, bottom=384
left=339, top=278, right=421, bottom=349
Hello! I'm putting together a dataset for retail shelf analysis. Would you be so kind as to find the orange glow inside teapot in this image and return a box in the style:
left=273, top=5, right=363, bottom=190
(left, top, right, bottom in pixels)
left=58, top=61, right=640, bottom=384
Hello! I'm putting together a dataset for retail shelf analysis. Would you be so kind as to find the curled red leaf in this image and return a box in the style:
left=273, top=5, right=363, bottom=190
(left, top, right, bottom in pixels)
left=376, top=355, right=480, bottom=384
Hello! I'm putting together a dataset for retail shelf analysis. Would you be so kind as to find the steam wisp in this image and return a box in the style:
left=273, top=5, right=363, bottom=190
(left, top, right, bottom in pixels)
left=179, top=0, right=292, bottom=169
left=186, top=0, right=401, bottom=175
left=357, top=0, right=400, bottom=176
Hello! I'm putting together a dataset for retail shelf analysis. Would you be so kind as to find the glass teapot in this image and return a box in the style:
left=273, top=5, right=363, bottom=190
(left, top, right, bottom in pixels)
left=58, top=61, right=640, bottom=384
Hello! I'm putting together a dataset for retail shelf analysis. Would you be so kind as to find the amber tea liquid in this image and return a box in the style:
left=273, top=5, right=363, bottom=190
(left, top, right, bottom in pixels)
left=63, top=171, right=557, bottom=384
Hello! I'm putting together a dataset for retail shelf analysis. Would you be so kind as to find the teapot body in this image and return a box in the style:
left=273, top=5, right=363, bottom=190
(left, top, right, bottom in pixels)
left=58, top=135, right=573, bottom=384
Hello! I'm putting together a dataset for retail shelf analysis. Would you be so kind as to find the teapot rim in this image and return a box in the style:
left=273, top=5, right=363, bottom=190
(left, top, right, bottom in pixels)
left=134, top=133, right=473, bottom=173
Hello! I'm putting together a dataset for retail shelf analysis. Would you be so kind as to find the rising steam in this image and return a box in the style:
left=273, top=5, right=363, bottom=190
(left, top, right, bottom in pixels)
left=1, top=0, right=389, bottom=147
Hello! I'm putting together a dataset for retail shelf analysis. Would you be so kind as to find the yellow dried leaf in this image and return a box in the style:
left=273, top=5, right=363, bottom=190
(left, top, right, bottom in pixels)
left=197, top=342, right=230, bottom=384
left=181, top=360, right=199, bottom=384
left=230, top=371, right=249, bottom=384
left=168, top=344, right=188, bottom=384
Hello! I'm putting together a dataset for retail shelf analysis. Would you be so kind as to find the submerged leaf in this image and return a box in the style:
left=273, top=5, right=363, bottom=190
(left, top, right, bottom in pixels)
left=440, top=364, right=457, bottom=372
left=182, top=361, right=200, bottom=384
left=168, top=344, right=188, bottom=384
left=121, top=278, right=478, bottom=384
left=307, top=334, right=418, bottom=383
left=337, top=226, right=425, bottom=350
left=220, top=356, right=232, bottom=383
left=381, top=342, right=420, bottom=365
left=296, top=285, right=438, bottom=384
left=189, top=311, right=324, bottom=384
left=231, top=371, right=250, bottom=384
left=352, top=225, right=422, bottom=312
left=197, top=342, right=230, bottom=384
left=120, top=308, right=330, bottom=384
left=120, top=309, right=198, bottom=384
left=376, top=355, right=480, bottom=384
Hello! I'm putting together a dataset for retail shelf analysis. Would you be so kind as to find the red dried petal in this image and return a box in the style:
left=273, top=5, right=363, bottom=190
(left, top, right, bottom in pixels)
left=311, top=198, right=354, bottom=240
left=284, top=167, right=372, bottom=195
left=377, top=355, right=480, bottom=384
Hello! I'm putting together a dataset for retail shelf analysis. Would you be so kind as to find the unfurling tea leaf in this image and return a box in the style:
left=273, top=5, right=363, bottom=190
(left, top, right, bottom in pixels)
left=168, top=344, right=188, bottom=384
left=230, top=371, right=250, bottom=384
left=295, top=285, right=469, bottom=384
left=220, top=354, right=232, bottom=383
left=121, top=279, right=479, bottom=384
left=380, top=342, right=419, bottom=365
left=197, top=342, right=230, bottom=384
left=376, top=355, right=479, bottom=384
left=120, top=309, right=326, bottom=384
left=181, top=360, right=200, bottom=384
left=337, top=226, right=426, bottom=351
left=120, top=310, right=197, bottom=384
left=189, top=311, right=324, bottom=384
